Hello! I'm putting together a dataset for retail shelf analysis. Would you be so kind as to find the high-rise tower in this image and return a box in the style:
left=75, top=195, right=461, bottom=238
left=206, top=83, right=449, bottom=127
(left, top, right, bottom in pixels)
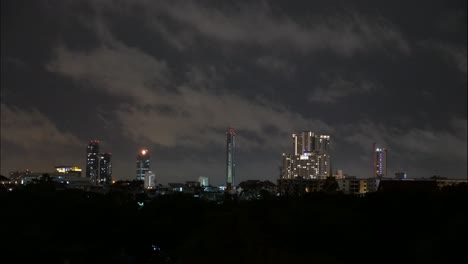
left=226, top=128, right=236, bottom=189
left=373, top=143, right=387, bottom=178
left=136, top=149, right=150, bottom=181
left=282, top=132, right=331, bottom=179
left=99, top=153, right=112, bottom=184
left=292, top=131, right=316, bottom=155
left=86, top=140, right=100, bottom=184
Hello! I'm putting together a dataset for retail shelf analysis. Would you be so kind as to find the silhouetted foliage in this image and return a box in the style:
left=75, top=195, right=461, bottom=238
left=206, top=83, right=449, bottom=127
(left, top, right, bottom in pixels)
left=1, top=185, right=467, bottom=263
left=322, top=176, right=339, bottom=194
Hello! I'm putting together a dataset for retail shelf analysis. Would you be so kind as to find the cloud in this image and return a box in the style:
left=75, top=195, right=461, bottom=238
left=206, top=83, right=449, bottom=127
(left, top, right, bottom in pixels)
left=0, top=104, right=83, bottom=174
left=82, top=0, right=410, bottom=56
left=309, top=76, right=378, bottom=103
left=149, top=1, right=410, bottom=56
left=47, top=37, right=334, bottom=155
left=0, top=104, right=81, bottom=149
left=255, top=56, right=294, bottom=75
left=421, top=41, right=467, bottom=77
left=344, top=119, right=467, bottom=162
left=47, top=44, right=170, bottom=104
left=440, top=45, right=467, bottom=75
left=116, top=87, right=333, bottom=151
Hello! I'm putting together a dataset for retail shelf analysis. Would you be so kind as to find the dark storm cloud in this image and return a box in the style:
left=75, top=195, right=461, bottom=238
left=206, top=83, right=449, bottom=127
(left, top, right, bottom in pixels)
left=44, top=22, right=334, bottom=183
left=342, top=118, right=467, bottom=177
left=1, top=104, right=80, bottom=149
left=0, top=104, right=83, bottom=173
left=433, top=44, right=467, bottom=75
left=1, top=0, right=466, bottom=182
left=309, top=75, right=379, bottom=103
left=147, top=1, right=411, bottom=56
left=255, top=56, right=295, bottom=76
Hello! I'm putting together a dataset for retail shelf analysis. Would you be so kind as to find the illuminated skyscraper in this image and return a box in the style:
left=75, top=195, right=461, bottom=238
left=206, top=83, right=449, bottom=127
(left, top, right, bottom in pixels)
left=198, top=176, right=209, bottom=187
left=316, top=135, right=331, bottom=177
left=86, top=140, right=100, bottom=184
left=144, top=171, right=156, bottom=189
left=292, top=131, right=316, bottom=155
left=226, top=128, right=236, bottom=188
left=99, top=153, right=112, bottom=184
left=292, top=132, right=330, bottom=155
left=136, top=149, right=150, bottom=181
left=373, top=143, right=387, bottom=178
left=282, top=132, right=331, bottom=179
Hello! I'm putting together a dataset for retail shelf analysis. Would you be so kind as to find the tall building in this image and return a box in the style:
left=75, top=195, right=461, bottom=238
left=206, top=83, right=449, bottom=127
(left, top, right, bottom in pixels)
left=136, top=149, right=150, bottom=181
left=198, top=176, right=209, bottom=187
left=226, top=128, right=236, bottom=188
left=99, top=153, right=112, bottom=184
left=144, top=171, right=156, bottom=189
left=292, top=131, right=316, bottom=155
left=86, top=140, right=100, bottom=184
left=281, top=132, right=331, bottom=180
left=373, top=143, right=387, bottom=178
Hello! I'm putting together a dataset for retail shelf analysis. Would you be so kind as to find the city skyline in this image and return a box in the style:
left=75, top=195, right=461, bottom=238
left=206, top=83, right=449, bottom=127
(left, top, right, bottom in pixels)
left=1, top=0, right=467, bottom=185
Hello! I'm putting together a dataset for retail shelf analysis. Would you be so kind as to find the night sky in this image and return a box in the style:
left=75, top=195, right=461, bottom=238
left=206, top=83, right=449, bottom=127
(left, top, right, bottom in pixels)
left=1, top=0, right=466, bottom=185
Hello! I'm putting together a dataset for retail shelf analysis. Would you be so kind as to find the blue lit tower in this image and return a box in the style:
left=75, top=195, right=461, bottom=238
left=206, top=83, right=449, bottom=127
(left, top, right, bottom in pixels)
left=86, top=140, right=100, bottom=185
left=373, top=143, right=387, bottom=178
left=99, top=153, right=112, bottom=184
left=136, top=149, right=150, bottom=181
left=226, top=128, right=236, bottom=189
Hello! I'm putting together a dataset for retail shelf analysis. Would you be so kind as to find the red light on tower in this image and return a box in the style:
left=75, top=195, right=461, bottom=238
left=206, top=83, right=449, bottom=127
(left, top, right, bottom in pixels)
left=226, top=127, right=236, bottom=135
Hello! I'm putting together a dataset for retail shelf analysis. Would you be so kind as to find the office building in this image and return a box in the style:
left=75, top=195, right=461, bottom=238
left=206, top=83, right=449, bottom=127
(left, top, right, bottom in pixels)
left=136, top=149, right=150, bottom=181
left=334, top=169, right=344, bottom=179
left=292, top=132, right=330, bottom=154
left=86, top=140, right=100, bottom=184
left=144, top=171, right=156, bottom=189
left=198, top=176, right=209, bottom=187
left=292, top=131, right=316, bottom=155
left=373, top=143, right=387, bottom=178
left=395, top=172, right=407, bottom=179
left=99, top=153, right=112, bottom=184
left=226, top=128, right=236, bottom=189
left=281, top=132, right=331, bottom=180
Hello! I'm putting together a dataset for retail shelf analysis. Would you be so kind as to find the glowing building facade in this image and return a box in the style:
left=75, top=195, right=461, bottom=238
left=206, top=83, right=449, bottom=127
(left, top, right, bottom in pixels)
left=144, top=171, right=156, bottom=189
left=226, top=128, right=236, bottom=188
left=198, top=176, right=209, bottom=187
left=281, top=132, right=331, bottom=180
left=86, top=140, right=100, bottom=184
left=55, top=166, right=82, bottom=176
left=99, top=153, right=112, bottom=184
left=373, top=143, right=387, bottom=178
left=136, top=149, right=150, bottom=181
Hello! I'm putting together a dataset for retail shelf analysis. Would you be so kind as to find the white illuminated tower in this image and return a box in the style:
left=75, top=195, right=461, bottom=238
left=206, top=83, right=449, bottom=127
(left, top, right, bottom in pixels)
left=373, top=143, right=387, bottom=178
left=99, top=153, right=112, bottom=184
left=136, top=149, right=150, bottom=181
left=226, top=128, right=236, bottom=189
left=144, top=171, right=156, bottom=189
left=198, top=176, right=209, bottom=187
left=292, top=131, right=316, bottom=155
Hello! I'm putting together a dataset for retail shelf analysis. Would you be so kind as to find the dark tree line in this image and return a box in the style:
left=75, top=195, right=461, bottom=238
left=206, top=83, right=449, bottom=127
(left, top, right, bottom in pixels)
left=0, top=183, right=467, bottom=263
